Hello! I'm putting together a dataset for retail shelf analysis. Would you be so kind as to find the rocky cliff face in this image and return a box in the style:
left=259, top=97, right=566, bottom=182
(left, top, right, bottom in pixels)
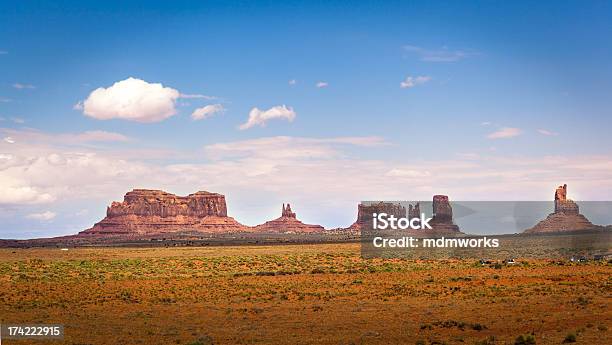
left=347, top=198, right=462, bottom=234
left=80, top=189, right=247, bottom=236
left=253, top=203, right=325, bottom=233
left=107, top=189, right=228, bottom=218
left=524, top=184, right=598, bottom=234
left=349, top=202, right=406, bottom=231
left=428, top=195, right=461, bottom=234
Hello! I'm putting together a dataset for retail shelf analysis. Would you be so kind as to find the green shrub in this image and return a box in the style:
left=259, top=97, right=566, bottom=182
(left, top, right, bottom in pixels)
left=188, top=335, right=213, bottom=345
left=471, top=323, right=485, bottom=331
left=563, top=333, right=577, bottom=343
left=514, top=334, right=536, bottom=345
left=474, top=336, right=496, bottom=345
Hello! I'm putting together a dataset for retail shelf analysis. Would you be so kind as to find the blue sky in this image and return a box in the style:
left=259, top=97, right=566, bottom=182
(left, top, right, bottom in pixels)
left=1, top=1, right=611, bottom=238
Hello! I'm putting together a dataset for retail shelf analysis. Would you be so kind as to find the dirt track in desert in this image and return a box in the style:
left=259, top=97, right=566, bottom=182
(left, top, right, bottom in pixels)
left=0, top=243, right=610, bottom=345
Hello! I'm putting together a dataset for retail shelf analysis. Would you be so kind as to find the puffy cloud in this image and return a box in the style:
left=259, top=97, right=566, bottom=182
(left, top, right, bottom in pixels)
left=13, top=83, right=35, bottom=89
left=26, top=211, right=56, bottom=221
left=537, top=129, right=559, bottom=136
left=3, top=137, right=15, bottom=144
left=78, top=77, right=180, bottom=122
left=400, top=75, right=431, bottom=88
left=191, top=104, right=225, bottom=121
left=487, top=127, right=522, bottom=139
left=316, top=81, right=328, bottom=88
left=239, top=105, right=296, bottom=130
left=288, top=79, right=297, bottom=85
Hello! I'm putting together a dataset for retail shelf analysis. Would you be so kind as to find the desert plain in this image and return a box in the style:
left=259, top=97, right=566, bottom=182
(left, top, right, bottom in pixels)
left=0, top=241, right=610, bottom=345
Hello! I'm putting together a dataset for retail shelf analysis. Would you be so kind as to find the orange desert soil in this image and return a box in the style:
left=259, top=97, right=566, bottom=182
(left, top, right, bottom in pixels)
left=0, top=243, right=610, bottom=345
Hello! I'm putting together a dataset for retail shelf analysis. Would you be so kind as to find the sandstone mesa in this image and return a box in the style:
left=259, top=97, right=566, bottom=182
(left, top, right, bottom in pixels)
left=80, top=189, right=248, bottom=236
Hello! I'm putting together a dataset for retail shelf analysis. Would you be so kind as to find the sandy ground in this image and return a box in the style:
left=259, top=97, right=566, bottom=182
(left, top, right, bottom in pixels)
left=0, top=243, right=610, bottom=345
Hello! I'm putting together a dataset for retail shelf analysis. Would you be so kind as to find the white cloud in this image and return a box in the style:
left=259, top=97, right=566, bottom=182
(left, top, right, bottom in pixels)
left=403, top=45, right=474, bottom=62
left=13, top=83, right=35, bottom=89
left=11, top=117, right=25, bottom=124
left=78, top=77, right=180, bottom=122
left=1, top=128, right=129, bottom=145
left=288, top=79, right=297, bottom=86
left=239, top=105, right=296, bottom=130
left=400, top=75, right=431, bottom=88
left=26, top=211, right=56, bottom=221
left=0, top=97, right=11, bottom=103
left=480, top=121, right=492, bottom=126
left=0, top=176, right=55, bottom=205
left=538, top=129, right=559, bottom=136
left=316, top=81, right=328, bottom=88
left=191, top=104, right=225, bottom=121
left=487, top=127, right=522, bottom=139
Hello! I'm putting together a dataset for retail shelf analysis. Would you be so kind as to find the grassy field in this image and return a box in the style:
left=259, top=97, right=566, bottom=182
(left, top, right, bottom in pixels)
left=0, top=243, right=610, bottom=345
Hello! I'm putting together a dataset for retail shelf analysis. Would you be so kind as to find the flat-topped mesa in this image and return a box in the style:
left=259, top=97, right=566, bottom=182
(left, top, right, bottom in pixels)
left=348, top=202, right=406, bottom=232
left=107, top=189, right=227, bottom=218
left=428, top=195, right=461, bottom=234
left=524, top=184, right=597, bottom=234
left=80, top=189, right=247, bottom=236
left=254, top=203, right=324, bottom=233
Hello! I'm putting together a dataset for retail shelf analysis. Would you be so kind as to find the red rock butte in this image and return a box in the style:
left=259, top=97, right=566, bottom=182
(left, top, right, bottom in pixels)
left=80, top=189, right=247, bottom=236
left=524, top=184, right=598, bottom=233
left=349, top=201, right=406, bottom=232
left=348, top=197, right=462, bottom=234
left=428, top=195, right=461, bottom=234
left=253, top=203, right=325, bottom=233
